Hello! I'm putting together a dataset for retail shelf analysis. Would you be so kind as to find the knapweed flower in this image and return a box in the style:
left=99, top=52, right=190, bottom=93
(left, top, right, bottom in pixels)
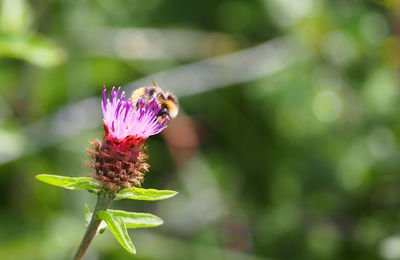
left=36, top=84, right=179, bottom=259
left=87, top=86, right=172, bottom=190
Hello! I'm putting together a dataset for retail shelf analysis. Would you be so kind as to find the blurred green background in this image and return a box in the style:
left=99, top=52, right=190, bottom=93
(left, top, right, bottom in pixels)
left=0, top=0, right=400, bottom=259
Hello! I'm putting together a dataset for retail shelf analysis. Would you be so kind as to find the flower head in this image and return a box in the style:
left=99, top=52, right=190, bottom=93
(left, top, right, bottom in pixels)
left=86, top=85, right=177, bottom=190
left=102, top=86, right=167, bottom=140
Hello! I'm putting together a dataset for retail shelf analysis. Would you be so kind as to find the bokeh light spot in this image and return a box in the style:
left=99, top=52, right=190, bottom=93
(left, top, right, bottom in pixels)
left=312, top=90, right=342, bottom=122
left=325, top=32, right=359, bottom=66
left=380, top=236, right=400, bottom=259
left=360, top=12, right=389, bottom=45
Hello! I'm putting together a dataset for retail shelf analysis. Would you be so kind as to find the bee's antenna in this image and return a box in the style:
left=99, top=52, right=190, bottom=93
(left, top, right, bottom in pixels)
left=151, top=80, right=160, bottom=89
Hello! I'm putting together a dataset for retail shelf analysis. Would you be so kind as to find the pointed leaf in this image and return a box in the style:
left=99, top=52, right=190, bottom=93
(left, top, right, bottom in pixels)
left=35, top=174, right=100, bottom=192
left=84, top=205, right=108, bottom=234
left=87, top=208, right=162, bottom=232
left=115, top=187, right=178, bottom=201
left=97, top=210, right=136, bottom=254
left=84, top=204, right=91, bottom=227
left=108, top=210, right=163, bottom=228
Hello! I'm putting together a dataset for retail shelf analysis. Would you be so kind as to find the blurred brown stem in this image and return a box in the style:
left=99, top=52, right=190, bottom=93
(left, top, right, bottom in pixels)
left=73, top=191, right=114, bottom=260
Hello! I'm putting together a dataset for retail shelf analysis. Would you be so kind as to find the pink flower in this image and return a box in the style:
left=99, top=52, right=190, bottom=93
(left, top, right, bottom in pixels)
left=101, top=86, right=167, bottom=140
left=87, top=85, right=174, bottom=189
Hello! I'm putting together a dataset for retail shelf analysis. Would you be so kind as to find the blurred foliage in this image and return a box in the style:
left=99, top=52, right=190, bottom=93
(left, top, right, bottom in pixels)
left=0, top=0, right=400, bottom=259
left=0, top=0, right=65, bottom=67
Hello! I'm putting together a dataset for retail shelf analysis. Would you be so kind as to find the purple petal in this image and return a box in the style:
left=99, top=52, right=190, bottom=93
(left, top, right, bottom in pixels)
left=102, top=86, right=107, bottom=111
left=102, top=86, right=170, bottom=140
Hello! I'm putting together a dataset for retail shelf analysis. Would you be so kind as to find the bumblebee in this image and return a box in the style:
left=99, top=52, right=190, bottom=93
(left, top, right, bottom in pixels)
left=131, top=81, right=179, bottom=122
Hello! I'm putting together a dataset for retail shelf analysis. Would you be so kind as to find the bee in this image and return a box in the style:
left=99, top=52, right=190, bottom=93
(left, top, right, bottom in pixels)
left=131, top=81, right=179, bottom=122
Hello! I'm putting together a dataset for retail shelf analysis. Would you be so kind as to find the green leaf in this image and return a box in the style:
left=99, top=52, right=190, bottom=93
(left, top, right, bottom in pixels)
left=115, top=187, right=178, bottom=201
left=108, top=210, right=163, bottom=228
left=97, top=210, right=136, bottom=255
left=84, top=205, right=108, bottom=234
left=84, top=204, right=91, bottom=227
left=0, top=33, right=66, bottom=67
left=35, top=174, right=100, bottom=192
left=86, top=207, right=162, bottom=234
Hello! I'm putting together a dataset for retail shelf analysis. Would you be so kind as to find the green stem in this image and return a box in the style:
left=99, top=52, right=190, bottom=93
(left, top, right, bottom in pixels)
left=73, top=191, right=114, bottom=260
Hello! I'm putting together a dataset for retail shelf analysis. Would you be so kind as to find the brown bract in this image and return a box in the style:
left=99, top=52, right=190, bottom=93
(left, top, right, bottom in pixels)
left=85, top=124, right=149, bottom=190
